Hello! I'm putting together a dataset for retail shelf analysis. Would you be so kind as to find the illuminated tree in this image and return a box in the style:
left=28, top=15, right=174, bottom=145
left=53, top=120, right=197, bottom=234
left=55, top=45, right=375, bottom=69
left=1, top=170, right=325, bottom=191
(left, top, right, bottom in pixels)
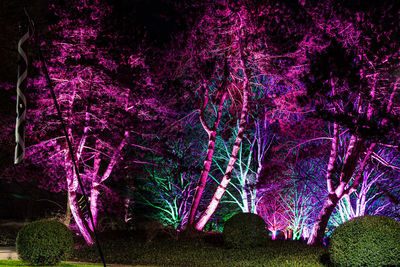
left=25, top=0, right=133, bottom=244
left=23, top=0, right=191, bottom=243
left=135, top=132, right=202, bottom=230
left=257, top=193, right=288, bottom=240
left=186, top=60, right=230, bottom=227
left=211, top=114, right=273, bottom=214
left=185, top=0, right=310, bottom=230
left=179, top=2, right=250, bottom=229
left=330, top=148, right=400, bottom=226
left=301, top=0, right=400, bottom=244
left=280, top=180, right=314, bottom=240
left=193, top=5, right=251, bottom=231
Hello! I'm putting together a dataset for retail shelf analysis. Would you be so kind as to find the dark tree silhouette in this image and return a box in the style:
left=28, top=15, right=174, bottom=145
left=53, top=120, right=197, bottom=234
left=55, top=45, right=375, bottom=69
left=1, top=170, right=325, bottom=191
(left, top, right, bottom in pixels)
left=301, top=0, right=400, bottom=245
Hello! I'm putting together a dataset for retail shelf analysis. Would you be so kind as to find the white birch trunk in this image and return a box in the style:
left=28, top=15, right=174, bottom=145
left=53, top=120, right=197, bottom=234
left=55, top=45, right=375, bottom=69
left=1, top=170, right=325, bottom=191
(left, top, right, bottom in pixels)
left=195, top=51, right=249, bottom=230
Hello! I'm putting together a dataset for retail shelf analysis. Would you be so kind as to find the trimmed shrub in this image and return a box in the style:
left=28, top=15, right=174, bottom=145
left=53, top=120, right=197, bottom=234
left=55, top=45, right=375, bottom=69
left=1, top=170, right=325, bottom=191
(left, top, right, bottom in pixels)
left=223, top=213, right=267, bottom=248
left=16, top=220, right=74, bottom=266
left=329, top=215, right=400, bottom=267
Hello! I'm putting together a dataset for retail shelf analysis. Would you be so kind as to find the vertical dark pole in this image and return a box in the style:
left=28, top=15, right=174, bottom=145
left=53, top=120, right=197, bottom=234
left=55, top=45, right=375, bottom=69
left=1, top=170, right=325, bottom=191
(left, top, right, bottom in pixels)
left=37, top=44, right=107, bottom=267
left=15, top=17, right=29, bottom=165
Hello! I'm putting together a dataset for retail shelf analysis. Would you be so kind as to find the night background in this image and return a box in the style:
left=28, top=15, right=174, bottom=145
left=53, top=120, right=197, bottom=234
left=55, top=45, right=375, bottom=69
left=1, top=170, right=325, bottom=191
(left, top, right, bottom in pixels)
left=0, top=0, right=399, bottom=266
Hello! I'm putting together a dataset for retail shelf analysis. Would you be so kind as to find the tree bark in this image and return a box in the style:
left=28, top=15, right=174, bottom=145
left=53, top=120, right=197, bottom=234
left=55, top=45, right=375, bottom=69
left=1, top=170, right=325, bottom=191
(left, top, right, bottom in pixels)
left=89, top=144, right=101, bottom=232
left=187, top=131, right=218, bottom=225
left=64, top=121, right=96, bottom=244
left=307, top=135, right=365, bottom=245
left=195, top=110, right=248, bottom=230
left=195, top=50, right=249, bottom=230
left=69, top=191, right=94, bottom=244
left=89, top=131, right=129, bottom=231
left=63, top=197, right=71, bottom=226
left=187, top=71, right=228, bottom=227
left=89, top=183, right=101, bottom=232
left=307, top=193, right=340, bottom=245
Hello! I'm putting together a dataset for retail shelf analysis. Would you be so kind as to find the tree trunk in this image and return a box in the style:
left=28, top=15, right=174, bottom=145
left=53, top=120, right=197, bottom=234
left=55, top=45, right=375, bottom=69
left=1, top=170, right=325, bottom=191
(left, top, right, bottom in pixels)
left=65, top=164, right=94, bottom=244
left=242, top=186, right=249, bottom=213
left=188, top=131, right=218, bottom=225
left=271, top=230, right=277, bottom=240
left=195, top=93, right=248, bottom=229
left=63, top=197, right=71, bottom=226
left=307, top=134, right=365, bottom=245
left=195, top=57, right=249, bottom=230
left=187, top=80, right=228, bottom=227
left=89, top=146, right=101, bottom=232
left=89, top=183, right=100, bottom=232
left=68, top=191, right=94, bottom=244
left=64, top=126, right=96, bottom=244
left=307, top=193, right=340, bottom=245
left=88, top=132, right=128, bottom=232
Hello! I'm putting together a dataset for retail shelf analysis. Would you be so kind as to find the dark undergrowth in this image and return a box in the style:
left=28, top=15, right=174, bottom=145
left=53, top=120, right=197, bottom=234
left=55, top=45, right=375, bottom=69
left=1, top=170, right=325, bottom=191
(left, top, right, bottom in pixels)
left=0, top=259, right=101, bottom=266
left=0, top=223, right=23, bottom=246
left=71, top=230, right=330, bottom=267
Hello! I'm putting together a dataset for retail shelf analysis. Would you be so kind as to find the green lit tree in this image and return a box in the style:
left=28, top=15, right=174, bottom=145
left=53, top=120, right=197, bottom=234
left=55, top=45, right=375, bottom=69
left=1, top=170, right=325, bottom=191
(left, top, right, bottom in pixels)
left=135, top=133, right=202, bottom=230
left=211, top=114, right=273, bottom=214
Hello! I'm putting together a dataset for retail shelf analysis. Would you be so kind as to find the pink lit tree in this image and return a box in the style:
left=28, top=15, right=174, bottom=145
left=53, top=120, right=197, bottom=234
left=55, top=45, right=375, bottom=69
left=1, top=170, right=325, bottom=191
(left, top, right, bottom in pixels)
left=184, top=0, right=311, bottom=230
left=300, top=1, right=400, bottom=244
left=330, top=147, right=400, bottom=226
left=181, top=2, right=251, bottom=229
left=24, top=0, right=135, bottom=244
left=186, top=59, right=230, bottom=227
left=192, top=5, right=251, bottom=230
left=257, top=193, right=289, bottom=240
left=28, top=0, right=206, bottom=240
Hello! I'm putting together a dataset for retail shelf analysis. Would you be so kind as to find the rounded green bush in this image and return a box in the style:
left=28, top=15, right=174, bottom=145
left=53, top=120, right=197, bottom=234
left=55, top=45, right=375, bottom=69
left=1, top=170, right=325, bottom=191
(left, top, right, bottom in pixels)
left=329, top=215, right=400, bottom=267
left=16, top=220, right=74, bottom=266
left=223, top=213, right=267, bottom=248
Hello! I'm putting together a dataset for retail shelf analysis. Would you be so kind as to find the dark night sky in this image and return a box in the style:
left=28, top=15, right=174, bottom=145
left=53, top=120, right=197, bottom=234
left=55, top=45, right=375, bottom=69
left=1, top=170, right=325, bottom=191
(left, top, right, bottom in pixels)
left=0, top=0, right=50, bottom=115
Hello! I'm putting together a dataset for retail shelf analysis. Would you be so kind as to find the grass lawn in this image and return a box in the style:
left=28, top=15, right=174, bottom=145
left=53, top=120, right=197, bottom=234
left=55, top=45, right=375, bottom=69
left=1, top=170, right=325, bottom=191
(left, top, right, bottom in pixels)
left=71, top=230, right=330, bottom=267
left=0, top=259, right=102, bottom=267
